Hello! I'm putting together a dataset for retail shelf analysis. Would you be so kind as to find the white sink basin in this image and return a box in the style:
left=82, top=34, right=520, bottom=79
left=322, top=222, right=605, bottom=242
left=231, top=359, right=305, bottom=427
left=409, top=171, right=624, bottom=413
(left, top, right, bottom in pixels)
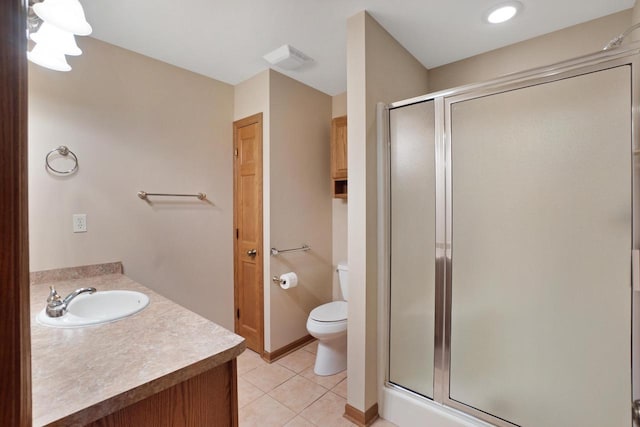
left=36, top=290, right=149, bottom=328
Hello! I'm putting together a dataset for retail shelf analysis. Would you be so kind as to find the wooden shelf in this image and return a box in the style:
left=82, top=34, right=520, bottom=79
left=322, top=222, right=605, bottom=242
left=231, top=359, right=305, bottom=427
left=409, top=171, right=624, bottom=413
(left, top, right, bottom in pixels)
left=333, top=179, right=347, bottom=199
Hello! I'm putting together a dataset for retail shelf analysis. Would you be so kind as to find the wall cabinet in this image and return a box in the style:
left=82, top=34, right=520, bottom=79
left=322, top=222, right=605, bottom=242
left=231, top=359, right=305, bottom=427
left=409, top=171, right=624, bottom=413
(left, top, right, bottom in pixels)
left=331, top=115, right=348, bottom=198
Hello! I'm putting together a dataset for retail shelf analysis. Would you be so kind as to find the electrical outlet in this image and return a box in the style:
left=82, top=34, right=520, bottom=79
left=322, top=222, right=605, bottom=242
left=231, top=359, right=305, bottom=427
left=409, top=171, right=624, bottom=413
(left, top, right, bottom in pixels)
left=73, top=214, right=87, bottom=233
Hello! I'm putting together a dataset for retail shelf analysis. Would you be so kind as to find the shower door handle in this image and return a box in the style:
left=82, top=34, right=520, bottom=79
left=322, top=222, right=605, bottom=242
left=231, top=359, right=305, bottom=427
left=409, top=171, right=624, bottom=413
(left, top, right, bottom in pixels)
left=247, top=249, right=257, bottom=257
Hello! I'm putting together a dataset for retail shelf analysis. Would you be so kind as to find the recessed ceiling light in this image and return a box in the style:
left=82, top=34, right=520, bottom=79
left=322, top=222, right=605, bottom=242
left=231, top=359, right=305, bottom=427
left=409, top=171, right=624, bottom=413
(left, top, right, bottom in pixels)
left=485, top=1, right=522, bottom=24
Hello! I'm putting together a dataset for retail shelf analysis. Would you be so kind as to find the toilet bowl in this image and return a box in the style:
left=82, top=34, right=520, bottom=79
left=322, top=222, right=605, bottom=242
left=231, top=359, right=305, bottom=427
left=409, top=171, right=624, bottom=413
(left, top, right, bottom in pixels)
left=306, top=264, right=348, bottom=376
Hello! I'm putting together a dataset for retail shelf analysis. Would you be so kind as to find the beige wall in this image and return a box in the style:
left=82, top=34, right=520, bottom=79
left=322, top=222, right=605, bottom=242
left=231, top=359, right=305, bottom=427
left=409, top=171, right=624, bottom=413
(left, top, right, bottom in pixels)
left=332, top=92, right=347, bottom=117
left=332, top=92, right=348, bottom=300
left=429, top=10, right=632, bottom=91
left=234, top=69, right=333, bottom=352
left=634, top=5, right=640, bottom=41
left=269, top=70, right=333, bottom=351
left=234, top=69, right=270, bottom=120
left=346, top=11, right=429, bottom=412
left=29, top=37, right=236, bottom=329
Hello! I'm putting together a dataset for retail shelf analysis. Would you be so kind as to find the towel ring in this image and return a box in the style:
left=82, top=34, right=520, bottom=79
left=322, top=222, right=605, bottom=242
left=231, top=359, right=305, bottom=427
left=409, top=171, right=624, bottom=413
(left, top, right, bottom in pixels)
left=46, top=146, right=78, bottom=175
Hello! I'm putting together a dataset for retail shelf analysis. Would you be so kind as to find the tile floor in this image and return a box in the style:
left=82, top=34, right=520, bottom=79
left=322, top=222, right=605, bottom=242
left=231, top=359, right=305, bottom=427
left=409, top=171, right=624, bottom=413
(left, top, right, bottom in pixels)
left=237, top=340, right=397, bottom=427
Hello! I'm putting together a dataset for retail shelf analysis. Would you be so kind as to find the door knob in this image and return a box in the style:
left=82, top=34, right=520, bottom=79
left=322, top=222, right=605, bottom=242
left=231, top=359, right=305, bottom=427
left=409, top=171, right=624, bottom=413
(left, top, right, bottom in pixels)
left=247, top=249, right=257, bottom=257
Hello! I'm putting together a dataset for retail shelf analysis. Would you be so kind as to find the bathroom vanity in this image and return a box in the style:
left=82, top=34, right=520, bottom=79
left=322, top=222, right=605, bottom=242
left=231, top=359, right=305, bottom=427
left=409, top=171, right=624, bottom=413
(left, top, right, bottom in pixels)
left=30, top=263, right=245, bottom=427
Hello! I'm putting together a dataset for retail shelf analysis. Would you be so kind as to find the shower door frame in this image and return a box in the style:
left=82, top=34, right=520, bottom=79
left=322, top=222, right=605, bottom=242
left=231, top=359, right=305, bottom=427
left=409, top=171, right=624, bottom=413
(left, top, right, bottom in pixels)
left=381, top=43, right=640, bottom=427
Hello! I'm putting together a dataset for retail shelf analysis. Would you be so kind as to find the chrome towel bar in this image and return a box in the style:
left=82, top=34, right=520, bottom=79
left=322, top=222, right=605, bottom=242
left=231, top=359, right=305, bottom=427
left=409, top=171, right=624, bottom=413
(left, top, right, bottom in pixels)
left=137, top=191, right=207, bottom=201
left=270, top=244, right=310, bottom=256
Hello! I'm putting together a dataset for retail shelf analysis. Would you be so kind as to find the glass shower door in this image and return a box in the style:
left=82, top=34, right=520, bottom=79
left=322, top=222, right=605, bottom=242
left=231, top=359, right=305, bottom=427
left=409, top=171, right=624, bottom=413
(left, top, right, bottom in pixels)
left=388, top=100, right=436, bottom=398
left=447, top=66, right=632, bottom=426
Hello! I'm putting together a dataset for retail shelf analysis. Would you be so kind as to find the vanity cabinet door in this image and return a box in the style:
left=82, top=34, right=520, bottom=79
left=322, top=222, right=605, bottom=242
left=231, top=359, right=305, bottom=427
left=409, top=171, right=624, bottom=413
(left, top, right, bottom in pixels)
left=331, top=115, right=347, bottom=198
left=87, top=360, right=238, bottom=427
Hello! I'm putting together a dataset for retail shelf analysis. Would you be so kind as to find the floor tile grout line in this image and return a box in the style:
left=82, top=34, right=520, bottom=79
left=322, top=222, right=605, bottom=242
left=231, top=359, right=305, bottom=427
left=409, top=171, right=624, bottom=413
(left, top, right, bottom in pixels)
left=243, top=374, right=296, bottom=394
left=239, top=346, right=364, bottom=427
left=268, top=374, right=331, bottom=415
left=298, top=412, right=320, bottom=426
left=236, top=377, right=265, bottom=410
left=283, top=409, right=298, bottom=427
left=240, top=384, right=357, bottom=427
left=238, top=366, right=259, bottom=379
left=240, top=361, right=298, bottom=393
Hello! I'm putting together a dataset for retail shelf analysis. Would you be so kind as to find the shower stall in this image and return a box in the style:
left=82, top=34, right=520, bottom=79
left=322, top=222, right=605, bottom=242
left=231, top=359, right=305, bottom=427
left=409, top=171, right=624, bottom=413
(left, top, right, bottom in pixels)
left=379, top=44, right=640, bottom=427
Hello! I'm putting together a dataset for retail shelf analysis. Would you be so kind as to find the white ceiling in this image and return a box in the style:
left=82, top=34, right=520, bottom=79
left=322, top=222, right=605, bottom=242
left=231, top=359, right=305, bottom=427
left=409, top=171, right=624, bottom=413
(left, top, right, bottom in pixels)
left=81, top=0, right=634, bottom=96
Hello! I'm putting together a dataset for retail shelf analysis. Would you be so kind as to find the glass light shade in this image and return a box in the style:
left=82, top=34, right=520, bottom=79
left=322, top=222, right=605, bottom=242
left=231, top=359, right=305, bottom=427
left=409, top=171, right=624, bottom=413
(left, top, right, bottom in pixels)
left=485, top=1, right=522, bottom=24
left=30, top=23, right=81, bottom=56
left=487, top=6, right=517, bottom=23
left=27, top=43, right=71, bottom=72
left=33, top=0, right=92, bottom=36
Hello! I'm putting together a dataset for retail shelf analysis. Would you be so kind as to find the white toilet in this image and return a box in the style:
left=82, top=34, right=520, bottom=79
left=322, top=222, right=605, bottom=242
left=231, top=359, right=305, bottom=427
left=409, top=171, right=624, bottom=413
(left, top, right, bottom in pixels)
left=306, top=263, right=348, bottom=376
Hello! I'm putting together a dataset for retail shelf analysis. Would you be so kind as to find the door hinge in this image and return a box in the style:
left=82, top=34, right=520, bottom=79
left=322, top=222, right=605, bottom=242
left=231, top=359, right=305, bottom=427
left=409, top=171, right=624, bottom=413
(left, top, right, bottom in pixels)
left=236, top=228, right=239, bottom=239
left=236, top=308, right=240, bottom=319
left=234, top=148, right=238, bottom=158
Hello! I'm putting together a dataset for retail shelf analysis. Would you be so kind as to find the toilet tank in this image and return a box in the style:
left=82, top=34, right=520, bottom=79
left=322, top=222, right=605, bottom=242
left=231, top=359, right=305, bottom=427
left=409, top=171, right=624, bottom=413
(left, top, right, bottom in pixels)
left=337, top=264, right=348, bottom=301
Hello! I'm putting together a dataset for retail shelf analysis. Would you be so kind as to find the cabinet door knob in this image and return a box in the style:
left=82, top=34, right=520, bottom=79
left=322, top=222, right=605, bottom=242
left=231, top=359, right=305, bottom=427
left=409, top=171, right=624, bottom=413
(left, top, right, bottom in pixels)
left=247, top=249, right=257, bottom=257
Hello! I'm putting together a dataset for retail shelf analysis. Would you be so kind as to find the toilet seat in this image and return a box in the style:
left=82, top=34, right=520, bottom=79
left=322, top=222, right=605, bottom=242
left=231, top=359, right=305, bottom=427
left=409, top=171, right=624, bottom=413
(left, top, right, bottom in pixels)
left=310, top=301, right=347, bottom=322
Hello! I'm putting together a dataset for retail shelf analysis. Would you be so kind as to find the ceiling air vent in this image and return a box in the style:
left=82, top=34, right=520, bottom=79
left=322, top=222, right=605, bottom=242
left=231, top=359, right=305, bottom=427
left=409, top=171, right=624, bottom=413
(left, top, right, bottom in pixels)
left=263, top=44, right=313, bottom=70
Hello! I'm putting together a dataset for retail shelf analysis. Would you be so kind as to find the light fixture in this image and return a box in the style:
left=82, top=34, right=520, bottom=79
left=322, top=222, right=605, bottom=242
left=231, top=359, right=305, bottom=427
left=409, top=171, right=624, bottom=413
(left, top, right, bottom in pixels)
left=30, top=22, right=82, bottom=56
left=32, top=0, right=92, bottom=36
left=263, top=44, right=313, bottom=70
left=27, top=43, right=71, bottom=72
left=27, top=0, right=92, bottom=72
left=485, top=1, right=522, bottom=24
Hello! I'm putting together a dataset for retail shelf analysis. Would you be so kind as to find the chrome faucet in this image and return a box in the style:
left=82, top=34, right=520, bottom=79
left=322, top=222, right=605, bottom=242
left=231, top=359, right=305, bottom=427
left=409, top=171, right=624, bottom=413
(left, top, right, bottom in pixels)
left=46, top=285, right=96, bottom=317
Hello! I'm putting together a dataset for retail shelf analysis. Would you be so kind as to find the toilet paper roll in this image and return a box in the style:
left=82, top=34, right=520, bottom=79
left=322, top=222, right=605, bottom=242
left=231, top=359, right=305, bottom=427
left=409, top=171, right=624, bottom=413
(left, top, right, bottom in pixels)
left=279, top=272, right=298, bottom=289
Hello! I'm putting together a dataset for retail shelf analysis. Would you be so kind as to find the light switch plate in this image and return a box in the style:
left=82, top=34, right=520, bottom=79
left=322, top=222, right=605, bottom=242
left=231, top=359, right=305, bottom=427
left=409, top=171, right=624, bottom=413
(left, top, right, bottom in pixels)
left=73, top=214, right=87, bottom=233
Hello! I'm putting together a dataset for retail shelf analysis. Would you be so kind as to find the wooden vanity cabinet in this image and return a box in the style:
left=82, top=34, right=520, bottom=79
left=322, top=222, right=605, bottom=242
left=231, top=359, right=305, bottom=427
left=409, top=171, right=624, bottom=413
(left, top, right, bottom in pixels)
left=86, top=360, right=238, bottom=427
left=331, top=115, right=348, bottom=198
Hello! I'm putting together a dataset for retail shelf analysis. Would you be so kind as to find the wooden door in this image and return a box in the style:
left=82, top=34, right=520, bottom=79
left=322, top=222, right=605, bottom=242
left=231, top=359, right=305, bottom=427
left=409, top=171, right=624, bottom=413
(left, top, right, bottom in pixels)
left=1, top=0, right=32, bottom=425
left=233, top=113, right=264, bottom=354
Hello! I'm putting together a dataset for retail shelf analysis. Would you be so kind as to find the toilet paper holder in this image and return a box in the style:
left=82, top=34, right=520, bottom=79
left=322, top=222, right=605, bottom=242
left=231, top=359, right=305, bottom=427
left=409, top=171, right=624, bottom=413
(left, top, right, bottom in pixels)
left=273, top=272, right=298, bottom=289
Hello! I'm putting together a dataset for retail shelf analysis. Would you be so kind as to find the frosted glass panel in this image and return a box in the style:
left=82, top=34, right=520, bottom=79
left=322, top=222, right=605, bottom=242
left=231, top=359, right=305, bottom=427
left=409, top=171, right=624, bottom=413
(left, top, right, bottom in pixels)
left=449, top=67, right=632, bottom=426
left=389, top=101, right=435, bottom=398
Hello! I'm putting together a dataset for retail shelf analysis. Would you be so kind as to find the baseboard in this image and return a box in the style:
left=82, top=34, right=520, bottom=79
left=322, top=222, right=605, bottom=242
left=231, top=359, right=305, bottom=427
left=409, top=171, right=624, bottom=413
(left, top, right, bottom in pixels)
left=262, top=334, right=315, bottom=363
left=344, top=403, right=379, bottom=426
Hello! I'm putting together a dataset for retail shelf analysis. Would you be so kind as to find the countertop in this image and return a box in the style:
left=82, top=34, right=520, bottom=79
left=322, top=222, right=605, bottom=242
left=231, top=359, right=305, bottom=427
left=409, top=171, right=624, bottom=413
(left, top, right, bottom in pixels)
left=30, top=264, right=245, bottom=427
